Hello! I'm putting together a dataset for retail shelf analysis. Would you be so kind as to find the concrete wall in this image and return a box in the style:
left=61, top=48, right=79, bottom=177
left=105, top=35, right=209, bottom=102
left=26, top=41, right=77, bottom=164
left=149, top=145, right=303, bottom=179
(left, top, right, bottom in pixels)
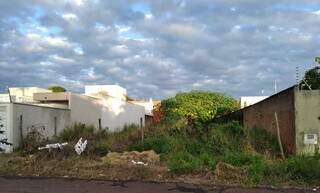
left=11, top=103, right=70, bottom=148
left=295, top=89, right=320, bottom=155
left=9, top=87, right=51, bottom=103
left=69, top=93, right=145, bottom=131
left=85, top=85, right=127, bottom=100
left=243, top=87, right=296, bottom=154
left=100, top=97, right=145, bottom=131
left=69, top=93, right=102, bottom=129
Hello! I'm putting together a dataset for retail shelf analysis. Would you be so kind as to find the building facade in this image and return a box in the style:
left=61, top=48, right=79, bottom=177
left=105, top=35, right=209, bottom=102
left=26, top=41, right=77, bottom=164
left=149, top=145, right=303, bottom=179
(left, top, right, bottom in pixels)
left=242, top=86, right=320, bottom=155
left=0, top=85, right=150, bottom=152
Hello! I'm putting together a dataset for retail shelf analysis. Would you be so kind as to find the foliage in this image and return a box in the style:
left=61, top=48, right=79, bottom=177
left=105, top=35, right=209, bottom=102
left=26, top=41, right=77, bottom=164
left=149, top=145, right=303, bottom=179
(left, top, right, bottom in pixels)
left=48, top=85, right=66, bottom=92
left=167, top=151, right=202, bottom=174
left=106, top=124, right=141, bottom=152
left=206, top=122, right=246, bottom=155
left=300, top=57, right=320, bottom=90
left=22, top=127, right=46, bottom=154
left=57, top=123, right=95, bottom=142
left=55, top=123, right=108, bottom=156
left=283, top=155, right=320, bottom=184
left=129, top=135, right=172, bottom=154
left=248, top=127, right=280, bottom=156
left=160, top=91, right=239, bottom=127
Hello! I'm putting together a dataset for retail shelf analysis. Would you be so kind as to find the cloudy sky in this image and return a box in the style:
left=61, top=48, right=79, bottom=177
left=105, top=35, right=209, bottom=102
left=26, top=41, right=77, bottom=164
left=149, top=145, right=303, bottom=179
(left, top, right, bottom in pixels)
left=1, top=0, right=320, bottom=99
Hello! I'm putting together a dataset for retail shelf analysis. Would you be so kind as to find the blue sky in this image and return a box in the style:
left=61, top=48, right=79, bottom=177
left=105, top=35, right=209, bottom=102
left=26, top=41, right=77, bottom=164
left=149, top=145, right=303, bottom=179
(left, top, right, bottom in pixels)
left=0, top=0, right=320, bottom=99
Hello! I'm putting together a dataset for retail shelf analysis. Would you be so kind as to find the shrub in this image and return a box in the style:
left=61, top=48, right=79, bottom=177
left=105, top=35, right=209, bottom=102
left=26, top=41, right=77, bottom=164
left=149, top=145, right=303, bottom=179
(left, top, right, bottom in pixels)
left=48, top=85, right=66, bottom=92
left=160, top=91, right=239, bottom=128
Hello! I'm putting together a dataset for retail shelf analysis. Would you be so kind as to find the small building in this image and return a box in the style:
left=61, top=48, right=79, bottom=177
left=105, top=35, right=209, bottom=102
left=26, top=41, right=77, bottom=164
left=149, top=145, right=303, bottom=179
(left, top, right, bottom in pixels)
left=242, top=86, right=320, bottom=155
left=240, top=96, right=269, bottom=108
left=0, top=85, right=151, bottom=153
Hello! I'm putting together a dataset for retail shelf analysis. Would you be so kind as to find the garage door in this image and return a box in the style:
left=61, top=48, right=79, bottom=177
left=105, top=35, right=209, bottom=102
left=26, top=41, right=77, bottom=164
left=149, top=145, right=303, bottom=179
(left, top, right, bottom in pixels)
left=0, top=107, right=9, bottom=152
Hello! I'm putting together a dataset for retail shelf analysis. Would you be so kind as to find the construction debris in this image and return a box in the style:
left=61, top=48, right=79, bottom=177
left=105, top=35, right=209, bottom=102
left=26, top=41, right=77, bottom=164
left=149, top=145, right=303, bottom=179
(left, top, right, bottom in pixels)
left=38, top=142, right=68, bottom=151
left=74, top=138, right=87, bottom=155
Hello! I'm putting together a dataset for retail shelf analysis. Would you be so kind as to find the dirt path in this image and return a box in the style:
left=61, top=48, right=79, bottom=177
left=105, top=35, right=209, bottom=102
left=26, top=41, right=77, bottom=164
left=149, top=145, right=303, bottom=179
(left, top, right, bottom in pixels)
left=0, top=177, right=317, bottom=193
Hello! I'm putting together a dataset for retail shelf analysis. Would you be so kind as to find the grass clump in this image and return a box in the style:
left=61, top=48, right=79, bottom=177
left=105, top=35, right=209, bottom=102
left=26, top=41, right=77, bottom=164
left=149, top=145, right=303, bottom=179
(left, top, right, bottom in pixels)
left=283, top=155, right=320, bottom=184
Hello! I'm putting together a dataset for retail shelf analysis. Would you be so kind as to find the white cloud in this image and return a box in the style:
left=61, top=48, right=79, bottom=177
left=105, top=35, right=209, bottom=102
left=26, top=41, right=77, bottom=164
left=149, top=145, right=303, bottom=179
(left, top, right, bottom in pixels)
left=62, top=13, right=78, bottom=21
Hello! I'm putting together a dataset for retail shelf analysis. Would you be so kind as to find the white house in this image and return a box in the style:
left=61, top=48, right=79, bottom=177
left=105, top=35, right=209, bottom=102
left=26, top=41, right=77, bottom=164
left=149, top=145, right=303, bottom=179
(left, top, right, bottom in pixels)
left=0, top=85, right=150, bottom=152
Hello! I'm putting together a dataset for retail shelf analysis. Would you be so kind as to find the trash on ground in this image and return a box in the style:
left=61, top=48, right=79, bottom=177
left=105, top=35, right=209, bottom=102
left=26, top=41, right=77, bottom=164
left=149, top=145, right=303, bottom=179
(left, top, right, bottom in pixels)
left=75, top=138, right=87, bottom=155
left=131, top=160, right=148, bottom=166
left=38, top=142, right=68, bottom=151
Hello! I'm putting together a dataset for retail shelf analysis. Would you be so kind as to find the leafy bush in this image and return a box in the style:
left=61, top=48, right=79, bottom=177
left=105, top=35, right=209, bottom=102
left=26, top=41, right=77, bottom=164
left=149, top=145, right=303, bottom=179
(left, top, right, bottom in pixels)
left=160, top=91, right=239, bottom=127
left=48, top=85, right=66, bottom=92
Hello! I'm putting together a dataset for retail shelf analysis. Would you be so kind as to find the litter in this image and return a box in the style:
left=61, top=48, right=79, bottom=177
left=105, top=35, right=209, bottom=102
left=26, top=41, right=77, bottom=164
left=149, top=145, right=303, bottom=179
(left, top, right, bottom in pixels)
left=38, top=142, right=68, bottom=151
left=131, top=160, right=148, bottom=166
left=75, top=138, right=87, bottom=155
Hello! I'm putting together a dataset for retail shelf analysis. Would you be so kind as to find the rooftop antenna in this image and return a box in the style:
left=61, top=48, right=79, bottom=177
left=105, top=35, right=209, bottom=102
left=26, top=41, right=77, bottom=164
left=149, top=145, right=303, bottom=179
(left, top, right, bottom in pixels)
left=274, top=80, right=277, bottom=93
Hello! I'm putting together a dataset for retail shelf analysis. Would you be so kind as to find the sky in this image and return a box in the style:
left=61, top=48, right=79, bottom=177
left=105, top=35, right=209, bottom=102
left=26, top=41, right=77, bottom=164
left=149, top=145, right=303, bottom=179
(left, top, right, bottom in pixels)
left=1, top=0, right=320, bottom=99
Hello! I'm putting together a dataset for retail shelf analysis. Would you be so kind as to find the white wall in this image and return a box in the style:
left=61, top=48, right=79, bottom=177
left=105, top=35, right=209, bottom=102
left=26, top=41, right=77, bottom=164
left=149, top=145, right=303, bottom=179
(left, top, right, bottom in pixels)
left=69, top=93, right=145, bottom=131
left=240, top=96, right=268, bottom=108
left=11, top=103, right=70, bottom=148
left=85, top=85, right=127, bottom=100
left=100, top=97, right=145, bottom=131
left=9, top=87, right=51, bottom=103
left=130, top=99, right=154, bottom=116
left=69, top=93, right=102, bottom=129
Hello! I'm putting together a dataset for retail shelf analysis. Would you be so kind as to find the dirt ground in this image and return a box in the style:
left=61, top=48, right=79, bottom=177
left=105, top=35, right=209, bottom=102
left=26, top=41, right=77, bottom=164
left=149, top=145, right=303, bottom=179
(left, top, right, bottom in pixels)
left=0, top=177, right=318, bottom=193
left=0, top=151, right=318, bottom=190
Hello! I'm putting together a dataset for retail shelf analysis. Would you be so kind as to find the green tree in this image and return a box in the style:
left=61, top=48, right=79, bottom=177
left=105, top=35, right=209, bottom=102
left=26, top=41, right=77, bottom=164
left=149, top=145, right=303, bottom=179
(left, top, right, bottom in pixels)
left=160, top=91, right=239, bottom=127
left=48, top=85, right=66, bottom=92
left=300, top=57, right=320, bottom=90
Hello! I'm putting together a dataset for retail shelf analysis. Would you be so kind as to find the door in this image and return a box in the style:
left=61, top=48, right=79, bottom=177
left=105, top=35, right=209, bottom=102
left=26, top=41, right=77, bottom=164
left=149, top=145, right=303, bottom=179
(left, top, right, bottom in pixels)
left=0, top=107, right=9, bottom=152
